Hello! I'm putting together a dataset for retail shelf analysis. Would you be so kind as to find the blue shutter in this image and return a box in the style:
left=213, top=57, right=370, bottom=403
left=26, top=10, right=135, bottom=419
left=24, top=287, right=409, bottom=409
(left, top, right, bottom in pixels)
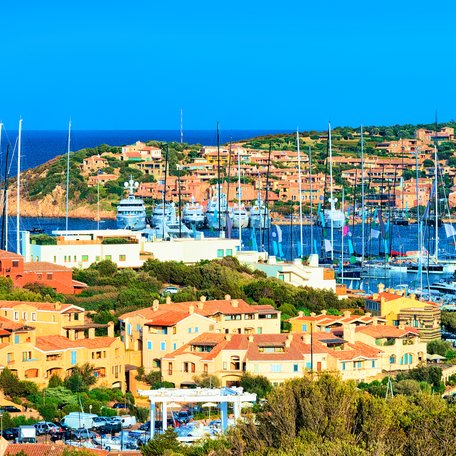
left=147, top=341, right=152, bottom=350
left=71, top=351, right=77, bottom=365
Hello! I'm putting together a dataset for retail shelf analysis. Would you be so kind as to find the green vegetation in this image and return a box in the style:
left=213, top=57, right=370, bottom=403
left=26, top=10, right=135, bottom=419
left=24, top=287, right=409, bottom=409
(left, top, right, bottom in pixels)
left=140, top=373, right=456, bottom=456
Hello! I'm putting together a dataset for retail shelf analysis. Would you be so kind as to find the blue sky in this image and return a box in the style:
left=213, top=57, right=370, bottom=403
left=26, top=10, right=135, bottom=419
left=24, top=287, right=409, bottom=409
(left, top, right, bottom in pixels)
left=0, top=0, right=455, bottom=130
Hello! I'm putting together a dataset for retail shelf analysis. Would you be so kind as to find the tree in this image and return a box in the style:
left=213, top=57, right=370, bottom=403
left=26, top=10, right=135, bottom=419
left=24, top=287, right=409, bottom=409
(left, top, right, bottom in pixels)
left=141, top=428, right=182, bottom=456
left=193, top=373, right=221, bottom=388
left=64, top=364, right=97, bottom=392
left=239, top=372, right=272, bottom=400
left=48, top=374, right=64, bottom=388
left=427, top=339, right=452, bottom=357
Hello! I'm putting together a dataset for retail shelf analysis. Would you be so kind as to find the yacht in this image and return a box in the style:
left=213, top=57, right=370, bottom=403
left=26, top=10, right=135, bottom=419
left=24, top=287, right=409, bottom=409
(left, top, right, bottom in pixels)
left=153, top=221, right=195, bottom=239
left=182, top=197, right=206, bottom=229
left=205, top=189, right=228, bottom=230
left=151, top=202, right=177, bottom=227
left=116, top=179, right=147, bottom=230
left=323, top=207, right=345, bottom=229
left=249, top=198, right=271, bottom=229
left=231, top=203, right=249, bottom=229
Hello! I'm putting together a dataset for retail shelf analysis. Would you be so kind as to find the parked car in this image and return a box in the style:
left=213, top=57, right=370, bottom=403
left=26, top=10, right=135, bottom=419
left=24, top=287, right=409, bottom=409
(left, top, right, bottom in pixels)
left=50, top=428, right=73, bottom=442
left=96, top=421, right=122, bottom=435
left=1, top=427, right=19, bottom=440
left=175, top=410, right=193, bottom=425
left=35, top=422, right=59, bottom=435
left=112, top=403, right=128, bottom=409
left=0, top=405, right=21, bottom=413
left=91, top=417, right=108, bottom=429
left=161, top=286, right=179, bottom=296
left=71, top=428, right=97, bottom=440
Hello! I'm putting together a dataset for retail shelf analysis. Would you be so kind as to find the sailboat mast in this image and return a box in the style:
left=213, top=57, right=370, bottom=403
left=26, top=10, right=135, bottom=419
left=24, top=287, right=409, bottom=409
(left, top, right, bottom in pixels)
left=2, top=145, right=9, bottom=251
left=341, top=188, right=345, bottom=281
left=237, top=144, right=242, bottom=245
left=216, top=123, right=221, bottom=233
left=361, top=126, right=365, bottom=262
left=416, top=149, right=422, bottom=296
left=329, top=122, right=334, bottom=262
left=434, top=143, right=438, bottom=258
left=180, top=108, right=183, bottom=144
left=309, top=146, right=314, bottom=254
left=163, top=144, right=169, bottom=240
left=263, top=143, right=272, bottom=251
left=65, top=120, right=72, bottom=231
left=16, top=118, right=22, bottom=254
left=297, top=129, right=303, bottom=258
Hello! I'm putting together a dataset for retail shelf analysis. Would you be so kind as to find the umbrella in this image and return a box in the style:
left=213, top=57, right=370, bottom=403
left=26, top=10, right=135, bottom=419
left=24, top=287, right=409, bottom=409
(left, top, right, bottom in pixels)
left=202, top=402, right=218, bottom=420
left=241, top=402, right=254, bottom=408
left=167, top=402, right=182, bottom=408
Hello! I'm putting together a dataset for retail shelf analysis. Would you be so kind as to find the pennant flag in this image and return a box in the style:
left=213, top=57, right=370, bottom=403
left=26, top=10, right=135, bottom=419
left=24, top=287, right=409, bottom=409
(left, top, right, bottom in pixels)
left=319, top=211, right=326, bottom=228
left=274, top=224, right=283, bottom=243
left=350, top=255, right=357, bottom=264
left=191, top=223, right=197, bottom=238
left=313, top=239, right=318, bottom=255
left=324, top=239, right=333, bottom=252
left=371, top=228, right=380, bottom=239
left=348, top=239, right=355, bottom=255
left=343, top=225, right=349, bottom=237
left=272, top=240, right=279, bottom=256
left=251, top=227, right=258, bottom=251
left=444, top=223, right=456, bottom=238
left=278, top=242, right=285, bottom=259
left=225, top=213, right=233, bottom=239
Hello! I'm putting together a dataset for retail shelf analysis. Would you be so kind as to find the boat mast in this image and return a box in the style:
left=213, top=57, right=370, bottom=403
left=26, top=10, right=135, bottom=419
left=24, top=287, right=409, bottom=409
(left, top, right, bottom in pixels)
left=217, top=123, right=221, bottom=233
left=65, top=119, right=72, bottom=231
left=263, top=143, right=272, bottom=252
left=97, top=172, right=100, bottom=230
left=297, top=129, right=303, bottom=258
left=309, top=145, right=314, bottom=253
left=163, top=144, right=169, bottom=240
left=16, top=118, right=22, bottom=254
left=177, top=164, right=182, bottom=238
left=416, top=148, right=423, bottom=296
left=1, top=144, right=9, bottom=251
left=180, top=108, right=183, bottom=144
left=236, top=143, right=242, bottom=245
left=329, top=122, right=334, bottom=262
left=434, top=137, right=439, bottom=260
left=361, top=126, right=365, bottom=262
left=341, top=188, right=345, bottom=281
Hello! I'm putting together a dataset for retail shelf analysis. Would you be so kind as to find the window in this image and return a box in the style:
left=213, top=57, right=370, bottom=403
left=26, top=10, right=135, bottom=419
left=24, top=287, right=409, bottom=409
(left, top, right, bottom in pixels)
left=136, top=324, right=141, bottom=331
left=147, top=341, right=152, bottom=350
left=95, top=256, right=100, bottom=262
left=105, top=255, right=112, bottom=261
left=14, top=312, right=19, bottom=321
left=12, top=260, right=19, bottom=268
left=22, top=312, right=27, bottom=320
left=119, top=255, right=126, bottom=262
left=14, top=335, right=19, bottom=344
left=217, top=249, right=224, bottom=258
left=168, top=362, right=173, bottom=375
left=173, top=342, right=177, bottom=350
left=342, top=362, right=346, bottom=371
left=301, top=324, right=308, bottom=332
left=226, top=249, right=233, bottom=256
left=203, top=364, right=208, bottom=374
left=279, top=274, right=285, bottom=281
left=47, top=273, right=53, bottom=280
left=74, top=256, right=77, bottom=262
left=194, top=327, right=199, bottom=333
left=257, top=327, right=262, bottom=334
left=354, top=361, right=363, bottom=369
left=293, top=364, right=299, bottom=372
left=188, top=328, right=192, bottom=334
left=224, top=314, right=241, bottom=321
left=244, top=314, right=255, bottom=320
left=306, top=361, right=312, bottom=369
left=7, top=353, right=13, bottom=363
left=31, top=313, right=36, bottom=321
left=127, top=324, right=132, bottom=336
left=22, top=351, right=32, bottom=361
left=71, top=351, right=77, bottom=365
left=371, top=360, right=376, bottom=368
left=271, top=364, right=282, bottom=373
left=53, top=256, right=57, bottom=263
left=160, top=342, right=166, bottom=351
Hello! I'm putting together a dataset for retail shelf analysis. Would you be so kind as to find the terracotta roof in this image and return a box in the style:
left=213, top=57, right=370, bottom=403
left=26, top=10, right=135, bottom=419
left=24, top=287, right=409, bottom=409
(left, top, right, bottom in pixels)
left=327, top=341, right=383, bottom=361
left=144, top=311, right=192, bottom=327
left=24, top=262, right=72, bottom=273
left=373, top=292, right=402, bottom=302
left=0, top=300, right=79, bottom=312
left=0, top=250, right=22, bottom=259
left=0, top=315, right=25, bottom=331
left=355, top=325, right=419, bottom=338
left=119, top=299, right=277, bottom=320
left=36, top=335, right=117, bottom=351
left=4, top=444, right=108, bottom=456
left=75, top=336, right=118, bottom=349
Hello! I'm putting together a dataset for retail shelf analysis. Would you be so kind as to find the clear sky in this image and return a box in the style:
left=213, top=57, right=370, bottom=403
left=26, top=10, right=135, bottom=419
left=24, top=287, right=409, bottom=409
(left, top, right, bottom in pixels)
left=1, top=0, right=455, bottom=130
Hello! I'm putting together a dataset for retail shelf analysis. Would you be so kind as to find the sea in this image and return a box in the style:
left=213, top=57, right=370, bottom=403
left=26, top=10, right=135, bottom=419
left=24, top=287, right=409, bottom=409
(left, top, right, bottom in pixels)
left=0, top=129, right=453, bottom=294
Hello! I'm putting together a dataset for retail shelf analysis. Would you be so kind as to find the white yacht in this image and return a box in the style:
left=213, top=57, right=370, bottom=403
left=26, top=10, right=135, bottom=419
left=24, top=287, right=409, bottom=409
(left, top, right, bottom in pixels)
left=231, top=203, right=249, bottom=229
left=324, top=206, right=345, bottom=229
left=249, top=198, right=271, bottom=229
left=116, top=179, right=147, bottom=230
left=205, top=189, right=228, bottom=230
left=182, top=197, right=206, bottom=229
left=151, top=202, right=177, bottom=227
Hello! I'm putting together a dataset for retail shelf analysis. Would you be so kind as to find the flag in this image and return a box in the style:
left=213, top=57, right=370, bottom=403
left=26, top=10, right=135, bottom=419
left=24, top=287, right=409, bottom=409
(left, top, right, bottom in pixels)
left=278, top=242, right=285, bottom=259
left=343, top=225, right=349, bottom=237
left=324, top=239, right=333, bottom=252
left=225, top=213, right=233, bottom=239
left=371, top=228, right=380, bottom=239
left=348, top=239, right=355, bottom=255
left=272, top=240, right=279, bottom=256
left=444, top=223, right=456, bottom=238
left=251, top=227, right=258, bottom=251
left=274, top=224, right=283, bottom=243
left=313, top=239, right=318, bottom=255
left=191, top=223, right=197, bottom=238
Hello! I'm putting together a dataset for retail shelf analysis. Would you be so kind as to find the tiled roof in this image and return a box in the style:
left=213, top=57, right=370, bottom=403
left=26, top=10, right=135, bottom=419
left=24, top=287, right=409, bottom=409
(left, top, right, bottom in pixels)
left=0, top=250, right=22, bottom=259
left=119, top=299, right=277, bottom=320
left=289, top=313, right=385, bottom=326
left=144, top=311, right=192, bottom=327
left=36, top=335, right=117, bottom=352
left=374, top=292, right=402, bottom=302
left=75, top=336, right=117, bottom=349
left=0, top=315, right=25, bottom=331
left=0, top=300, right=77, bottom=312
left=24, top=262, right=72, bottom=272
left=327, top=342, right=383, bottom=361
left=4, top=444, right=108, bottom=456
left=355, top=325, right=419, bottom=338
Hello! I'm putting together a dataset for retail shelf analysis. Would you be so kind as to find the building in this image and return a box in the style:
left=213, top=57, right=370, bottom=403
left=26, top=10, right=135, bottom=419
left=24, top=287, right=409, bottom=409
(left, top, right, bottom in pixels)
left=416, top=127, right=455, bottom=144
left=118, top=296, right=281, bottom=372
left=364, top=284, right=441, bottom=341
left=80, top=155, right=109, bottom=174
left=0, top=250, right=86, bottom=294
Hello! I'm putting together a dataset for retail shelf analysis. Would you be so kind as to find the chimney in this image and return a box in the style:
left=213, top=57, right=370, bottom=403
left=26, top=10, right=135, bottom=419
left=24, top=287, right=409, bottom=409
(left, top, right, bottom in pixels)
left=189, top=305, right=195, bottom=314
left=248, top=335, right=254, bottom=342
left=55, top=302, right=62, bottom=311
left=343, top=323, right=356, bottom=344
left=88, top=327, right=96, bottom=339
left=285, top=334, right=292, bottom=348
left=298, top=311, right=304, bottom=317
left=200, top=295, right=207, bottom=303
left=365, top=312, right=371, bottom=317
left=302, top=334, right=311, bottom=344
left=398, top=324, right=405, bottom=330
left=321, top=310, right=327, bottom=315
left=152, top=300, right=159, bottom=311
left=107, top=321, right=115, bottom=337
left=225, top=294, right=231, bottom=301
left=231, top=300, right=239, bottom=308
left=372, top=317, right=378, bottom=326
left=378, top=283, right=385, bottom=294
left=310, top=312, right=316, bottom=317
left=197, top=301, right=204, bottom=309
left=225, top=334, right=232, bottom=341
left=343, top=311, right=351, bottom=318
left=68, top=329, right=76, bottom=341
left=165, top=295, right=172, bottom=304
